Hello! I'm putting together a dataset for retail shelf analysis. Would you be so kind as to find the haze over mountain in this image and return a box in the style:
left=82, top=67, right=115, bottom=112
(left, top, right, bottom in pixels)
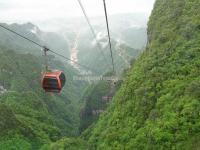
left=0, top=0, right=155, bottom=24
left=0, top=11, right=147, bottom=149
left=1, top=0, right=199, bottom=149
left=0, top=13, right=147, bottom=75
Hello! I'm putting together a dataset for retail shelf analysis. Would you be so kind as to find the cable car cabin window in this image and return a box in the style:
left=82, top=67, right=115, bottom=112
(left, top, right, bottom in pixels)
left=43, top=77, right=59, bottom=90
left=59, top=73, right=66, bottom=88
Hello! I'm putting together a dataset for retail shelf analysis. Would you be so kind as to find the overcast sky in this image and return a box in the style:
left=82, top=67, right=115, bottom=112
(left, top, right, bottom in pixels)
left=0, top=0, right=155, bottom=23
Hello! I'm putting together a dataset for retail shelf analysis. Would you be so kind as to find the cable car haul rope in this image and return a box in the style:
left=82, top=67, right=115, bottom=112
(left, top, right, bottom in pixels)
left=102, top=0, right=115, bottom=74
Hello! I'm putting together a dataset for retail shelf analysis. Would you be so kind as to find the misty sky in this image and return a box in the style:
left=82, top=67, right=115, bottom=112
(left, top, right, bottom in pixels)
left=0, top=0, right=155, bottom=23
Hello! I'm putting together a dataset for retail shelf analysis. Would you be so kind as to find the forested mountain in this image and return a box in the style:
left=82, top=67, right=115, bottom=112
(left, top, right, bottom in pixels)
left=55, top=13, right=147, bottom=74
left=1, top=0, right=199, bottom=149
left=77, top=32, right=141, bottom=74
left=0, top=17, right=145, bottom=75
left=0, top=13, right=146, bottom=149
left=0, top=48, right=87, bottom=149
left=82, top=0, right=200, bottom=149
left=0, top=23, right=70, bottom=57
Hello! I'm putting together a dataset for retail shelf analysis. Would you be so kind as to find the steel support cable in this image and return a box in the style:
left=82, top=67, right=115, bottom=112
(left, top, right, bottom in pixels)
left=76, top=0, right=113, bottom=71
left=102, top=0, right=115, bottom=73
left=0, top=24, right=100, bottom=74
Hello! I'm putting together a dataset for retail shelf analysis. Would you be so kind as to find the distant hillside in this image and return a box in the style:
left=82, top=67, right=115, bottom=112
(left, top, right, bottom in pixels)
left=76, top=31, right=141, bottom=75
left=0, top=23, right=70, bottom=57
left=0, top=20, right=145, bottom=75
left=57, top=13, right=147, bottom=74
left=83, top=0, right=200, bottom=149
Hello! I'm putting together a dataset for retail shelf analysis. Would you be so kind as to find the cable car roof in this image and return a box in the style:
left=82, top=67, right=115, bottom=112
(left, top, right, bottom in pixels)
left=43, top=71, right=63, bottom=77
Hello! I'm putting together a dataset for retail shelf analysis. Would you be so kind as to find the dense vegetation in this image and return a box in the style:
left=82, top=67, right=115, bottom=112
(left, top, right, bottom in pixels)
left=1, top=0, right=200, bottom=149
left=40, top=138, right=89, bottom=150
left=0, top=48, right=86, bottom=149
left=82, top=0, right=200, bottom=149
left=79, top=80, right=111, bottom=133
left=79, top=73, right=122, bottom=133
left=0, top=21, right=140, bottom=149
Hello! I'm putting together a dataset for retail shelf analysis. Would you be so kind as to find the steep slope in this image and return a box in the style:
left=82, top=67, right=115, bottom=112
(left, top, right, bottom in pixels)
left=84, top=0, right=200, bottom=149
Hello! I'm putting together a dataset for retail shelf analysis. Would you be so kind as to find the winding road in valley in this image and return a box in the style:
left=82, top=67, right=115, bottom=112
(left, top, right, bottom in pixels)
left=70, top=31, right=80, bottom=70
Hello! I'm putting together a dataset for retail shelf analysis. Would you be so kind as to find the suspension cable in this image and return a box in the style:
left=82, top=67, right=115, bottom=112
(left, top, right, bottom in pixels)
left=76, top=0, right=112, bottom=70
left=0, top=24, right=100, bottom=74
left=102, top=0, right=115, bottom=73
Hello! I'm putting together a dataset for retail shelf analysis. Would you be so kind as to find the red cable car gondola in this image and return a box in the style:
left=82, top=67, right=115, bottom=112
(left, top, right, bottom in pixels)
left=41, top=71, right=66, bottom=93
left=41, top=47, right=66, bottom=93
